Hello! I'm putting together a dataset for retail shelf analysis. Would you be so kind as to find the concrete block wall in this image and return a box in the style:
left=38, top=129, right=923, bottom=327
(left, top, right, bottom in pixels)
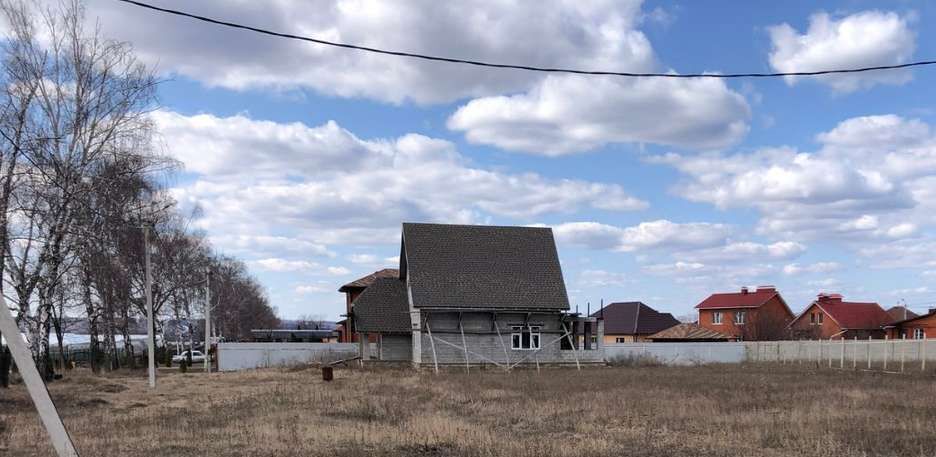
left=419, top=311, right=603, bottom=366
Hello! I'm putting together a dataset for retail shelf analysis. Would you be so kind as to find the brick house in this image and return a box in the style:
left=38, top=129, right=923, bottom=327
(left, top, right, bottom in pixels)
left=352, top=222, right=602, bottom=367
left=884, top=308, right=936, bottom=340
left=788, top=293, right=891, bottom=340
left=695, top=286, right=794, bottom=341
left=592, top=302, right=679, bottom=343
left=336, top=268, right=398, bottom=342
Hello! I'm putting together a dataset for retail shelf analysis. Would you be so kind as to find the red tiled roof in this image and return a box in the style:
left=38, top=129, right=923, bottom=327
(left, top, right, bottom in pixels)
left=815, top=297, right=891, bottom=330
left=338, top=268, right=399, bottom=292
left=695, top=287, right=778, bottom=309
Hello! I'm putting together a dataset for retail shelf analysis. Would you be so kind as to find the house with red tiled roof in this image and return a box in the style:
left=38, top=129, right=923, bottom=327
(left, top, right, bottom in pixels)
left=336, top=268, right=399, bottom=342
left=695, top=286, right=794, bottom=341
left=788, top=293, right=891, bottom=340
left=884, top=308, right=936, bottom=340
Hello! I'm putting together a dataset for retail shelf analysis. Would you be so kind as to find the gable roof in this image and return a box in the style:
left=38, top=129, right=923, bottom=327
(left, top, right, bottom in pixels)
left=402, top=223, right=569, bottom=310
left=648, top=323, right=733, bottom=341
left=592, top=302, right=679, bottom=335
left=338, top=268, right=399, bottom=292
left=884, top=309, right=936, bottom=327
left=352, top=278, right=411, bottom=333
left=792, top=295, right=891, bottom=330
left=695, top=287, right=780, bottom=310
left=886, top=306, right=919, bottom=323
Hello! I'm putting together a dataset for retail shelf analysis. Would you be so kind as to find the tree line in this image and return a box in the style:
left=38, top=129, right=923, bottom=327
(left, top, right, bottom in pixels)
left=0, top=0, right=279, bottom=381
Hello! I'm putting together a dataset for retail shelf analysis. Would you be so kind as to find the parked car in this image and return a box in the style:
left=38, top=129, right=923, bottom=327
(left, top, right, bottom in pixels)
left=171, top=350, right=206, bottom=364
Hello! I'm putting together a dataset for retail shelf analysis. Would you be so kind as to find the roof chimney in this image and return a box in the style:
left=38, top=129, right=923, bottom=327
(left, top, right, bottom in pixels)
left=740, top=286, right=749, bottom=294
left=757, top=285, right=776, bottom=292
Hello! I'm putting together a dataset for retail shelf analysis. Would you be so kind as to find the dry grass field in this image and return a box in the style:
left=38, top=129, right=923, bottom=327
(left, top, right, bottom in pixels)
left=3, top=363, right=936, bottom=456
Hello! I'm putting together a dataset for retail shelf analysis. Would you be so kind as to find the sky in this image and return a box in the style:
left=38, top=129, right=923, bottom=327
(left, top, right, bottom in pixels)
left=79, top=0, right=936, bottom=320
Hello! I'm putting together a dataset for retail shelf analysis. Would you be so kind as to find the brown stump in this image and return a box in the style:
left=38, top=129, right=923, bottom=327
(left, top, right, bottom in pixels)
left=322, top=366, right=334, bottom=382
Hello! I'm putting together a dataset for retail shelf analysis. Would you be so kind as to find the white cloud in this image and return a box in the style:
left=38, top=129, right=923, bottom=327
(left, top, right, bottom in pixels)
left=681, top=241, right=806, bottom=263
left=768, top=10, right=916, bottom=92
left=326, top=266, right=351, bottom=276
left=348, top=254, right=378, bottom=264
left=448, top=74, right=750, bottom=155
left=859, top=238, right=936, bottom=269
left=210, top=234, right=334, bottom=258
left=654, top=114, right=936, bottom=240
left=87, top=0, right=651, bottom=104
left=552, top=220, right=731, bottom=252
left=577, top=269, right=631, bottom=287
left=250, top=258, right=318, bottom=272
left=643, top=261, right=706, bottom=275
left=807, top=278, right=842, bottom=288
left=889, top=286, right=930, bottom=297
left=161, top=111, right=647, bottom=251
left=295, top=284, right=331, bottom=295
left=783, top=262, right=841, bottom=275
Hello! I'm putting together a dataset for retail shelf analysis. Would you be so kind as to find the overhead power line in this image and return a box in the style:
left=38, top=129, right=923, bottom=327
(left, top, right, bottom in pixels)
left=116, top=0, right=936, bottom=80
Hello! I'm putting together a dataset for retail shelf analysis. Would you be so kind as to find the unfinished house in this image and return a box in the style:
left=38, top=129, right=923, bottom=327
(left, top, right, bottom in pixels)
left=352, top=222, right=603, bottom=368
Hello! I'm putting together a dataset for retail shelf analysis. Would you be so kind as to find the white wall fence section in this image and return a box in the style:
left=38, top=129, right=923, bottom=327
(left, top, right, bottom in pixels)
left=604, top=342, right=747, bottom=365
left=217, top=342, right=359, bottom=371
left=746, top=339, right=936, bottom=371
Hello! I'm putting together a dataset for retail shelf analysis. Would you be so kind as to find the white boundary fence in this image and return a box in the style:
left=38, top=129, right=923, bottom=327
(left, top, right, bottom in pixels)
left=217, top=342, right=359, bottom=371
left=603, top=339, right=936, bottom=372
left=747, top=338, right=936, bottom=372
left=605, top=342, right=746, bottom=365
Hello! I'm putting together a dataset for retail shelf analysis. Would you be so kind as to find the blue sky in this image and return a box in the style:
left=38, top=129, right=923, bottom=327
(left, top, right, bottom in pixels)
left=86, top=0, right=936, bottom=320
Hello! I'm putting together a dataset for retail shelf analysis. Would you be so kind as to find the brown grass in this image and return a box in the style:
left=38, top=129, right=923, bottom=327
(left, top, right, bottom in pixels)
left=2, top=364, right=936, bottom=456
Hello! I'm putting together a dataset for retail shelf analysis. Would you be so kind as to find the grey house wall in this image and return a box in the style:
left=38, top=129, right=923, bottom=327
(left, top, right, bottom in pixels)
left=378, top=334, right=412, bottom=361
left=418, top=311, right=603, bottom=366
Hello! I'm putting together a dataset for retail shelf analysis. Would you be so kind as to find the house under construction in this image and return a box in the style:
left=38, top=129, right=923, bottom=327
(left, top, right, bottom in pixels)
left=351, top=222, right=603, bottom=369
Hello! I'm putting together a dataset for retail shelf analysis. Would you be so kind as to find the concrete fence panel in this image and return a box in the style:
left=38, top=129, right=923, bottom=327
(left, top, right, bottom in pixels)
left=744, top=339, right=936, bottom=369
left=604, top=342, right=747, bottom=365
left=217, top=342, right=359, bottom=371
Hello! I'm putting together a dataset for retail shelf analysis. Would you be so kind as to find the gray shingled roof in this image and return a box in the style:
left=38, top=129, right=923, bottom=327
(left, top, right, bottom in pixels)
left=402, top=223, right=570, bottom=310
left=592, top=302, right=680, bottom=335
left=352, top=278, right=411, bottom=333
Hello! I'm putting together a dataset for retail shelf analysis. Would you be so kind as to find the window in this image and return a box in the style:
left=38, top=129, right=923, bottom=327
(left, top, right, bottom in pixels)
left=511, top=326, right=541, bottom=350
left=810, top=312, right=823, bottom=325
left=712, top=312, right=722, bottom=325
left=615, top=337, right=628, bottom=344
left=914, top=328, right=926, bottom=340
left=734, top=311, right=746, bottom=325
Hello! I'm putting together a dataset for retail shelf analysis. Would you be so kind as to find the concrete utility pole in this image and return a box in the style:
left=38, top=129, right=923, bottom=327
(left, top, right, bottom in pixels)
left=204, top=269, right=211, bottom=373
left=144, top=224, right=156, bottom=389
left=0, top=298, right=79, bottom=456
